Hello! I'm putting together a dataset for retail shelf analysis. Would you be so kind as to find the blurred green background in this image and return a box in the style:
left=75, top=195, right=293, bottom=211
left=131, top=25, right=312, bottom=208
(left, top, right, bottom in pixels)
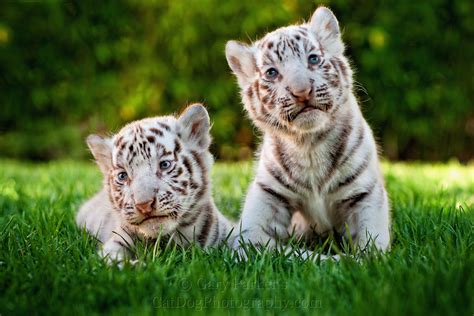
left=0, top=0, right=473, bottom=161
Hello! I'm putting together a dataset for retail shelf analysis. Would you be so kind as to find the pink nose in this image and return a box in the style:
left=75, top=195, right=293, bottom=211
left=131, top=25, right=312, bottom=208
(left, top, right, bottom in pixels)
left=290, top=87, right=312, bottom=102
left=135, top=199, right=154, bottom=215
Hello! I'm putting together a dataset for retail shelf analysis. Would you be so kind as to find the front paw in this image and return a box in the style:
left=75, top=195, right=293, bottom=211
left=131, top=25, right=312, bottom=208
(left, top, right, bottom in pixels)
left=100, top=241, right=127, bottom=266
left=290, top=211, right=310, bottom=239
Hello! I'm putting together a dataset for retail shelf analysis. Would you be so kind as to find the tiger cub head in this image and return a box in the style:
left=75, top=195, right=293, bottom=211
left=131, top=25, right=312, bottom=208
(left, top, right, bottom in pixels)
left=225, top=7, right=353, bottom=135
left=87, top=104, right=212, bottom=238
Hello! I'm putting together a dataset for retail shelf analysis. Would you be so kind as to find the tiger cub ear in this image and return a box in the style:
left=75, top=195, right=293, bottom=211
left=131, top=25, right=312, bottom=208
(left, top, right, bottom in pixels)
left=309, top=6, right=344, bottom=55
left=178, top=103, right=211, bottom=150
left=86, top=134, right=113, bottom=174
left=225, top=40, right=257, bottom=87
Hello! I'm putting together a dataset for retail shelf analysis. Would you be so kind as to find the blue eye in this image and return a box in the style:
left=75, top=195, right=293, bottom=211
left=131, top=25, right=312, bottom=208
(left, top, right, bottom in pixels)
left=117, top=171, right=128, bottom=182
left=159, top=160, right=172, bottom=170
left=308, top=54, right=320, bottom=65
left=265, top=68, right=279, bottom=79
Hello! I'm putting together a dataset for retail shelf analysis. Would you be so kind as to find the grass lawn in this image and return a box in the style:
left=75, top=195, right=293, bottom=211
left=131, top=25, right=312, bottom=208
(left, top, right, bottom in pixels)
left=1, top=159, right=473, bottom=315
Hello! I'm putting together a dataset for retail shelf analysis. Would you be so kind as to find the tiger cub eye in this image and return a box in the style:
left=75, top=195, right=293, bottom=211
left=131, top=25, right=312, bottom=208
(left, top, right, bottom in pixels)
left=308, top=54, right=320, bottom=65
left=159, top=160, right=172, bottom=170
left=265, top=68, right=279, bottom=79
left=117, top=171, right=128, bottom=182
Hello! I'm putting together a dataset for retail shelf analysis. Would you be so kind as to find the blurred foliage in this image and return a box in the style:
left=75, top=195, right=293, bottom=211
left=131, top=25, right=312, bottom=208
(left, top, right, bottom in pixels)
left=0, top=0, right=472, bottom=161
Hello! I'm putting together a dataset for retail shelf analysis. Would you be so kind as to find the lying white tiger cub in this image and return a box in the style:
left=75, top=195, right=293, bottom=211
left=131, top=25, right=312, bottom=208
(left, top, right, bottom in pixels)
left=76, top=104, right=234, bottom=262
left=225, top=7, right=390, bottom=252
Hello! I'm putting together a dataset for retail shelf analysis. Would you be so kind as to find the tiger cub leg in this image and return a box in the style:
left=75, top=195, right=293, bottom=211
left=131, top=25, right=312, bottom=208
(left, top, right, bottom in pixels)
left=100, top=226, right=135, bottom=264
left=236, top=181, right=292, bottom=249
left=341, top=183, right=391, bottom=252
left=77, top=190, right=135, bottom=264
left=235, top=182, right=336, bottom=261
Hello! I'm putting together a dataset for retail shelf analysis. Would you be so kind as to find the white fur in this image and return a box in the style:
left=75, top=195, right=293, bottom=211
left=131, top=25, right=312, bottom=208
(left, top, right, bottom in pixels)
left=76, top=105, right=235, bottom=264
left=226, top=7, right=390, bottom=253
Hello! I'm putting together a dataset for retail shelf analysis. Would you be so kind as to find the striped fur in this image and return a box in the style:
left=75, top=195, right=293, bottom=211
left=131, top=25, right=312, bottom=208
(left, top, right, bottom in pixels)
left=226, top=7, right=390, bottom=251
left=76, top=104, right=234, bottom=262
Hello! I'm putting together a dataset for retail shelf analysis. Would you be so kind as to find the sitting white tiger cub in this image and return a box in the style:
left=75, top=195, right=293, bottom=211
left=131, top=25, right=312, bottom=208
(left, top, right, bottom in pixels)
left=225, top=7, right=390, bottom=252
left=76, top=104, right=234, bottom=262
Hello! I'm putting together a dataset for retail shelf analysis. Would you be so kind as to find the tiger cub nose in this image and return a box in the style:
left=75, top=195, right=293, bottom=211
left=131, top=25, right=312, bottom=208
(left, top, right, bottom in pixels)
left=135, top=199, right=154, bottom=215
left=291, top=87, right=312, bottom=102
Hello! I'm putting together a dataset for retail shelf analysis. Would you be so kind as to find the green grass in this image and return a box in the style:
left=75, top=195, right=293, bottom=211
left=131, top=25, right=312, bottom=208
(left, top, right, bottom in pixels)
left=1, top=159, right=473, bottom=315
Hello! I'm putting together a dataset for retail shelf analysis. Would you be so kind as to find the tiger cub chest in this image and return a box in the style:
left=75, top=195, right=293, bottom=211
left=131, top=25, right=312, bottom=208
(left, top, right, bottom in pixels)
left=296, top=158, right=345, bottom=234
left=299, top=184, right=335, bottom=234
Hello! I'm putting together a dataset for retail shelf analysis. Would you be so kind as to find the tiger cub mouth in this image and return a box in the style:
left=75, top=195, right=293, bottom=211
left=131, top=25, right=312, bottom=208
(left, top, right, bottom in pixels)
left=290, top=103, right=327, bottom=121
left=136, top=213, right=172, bottom=225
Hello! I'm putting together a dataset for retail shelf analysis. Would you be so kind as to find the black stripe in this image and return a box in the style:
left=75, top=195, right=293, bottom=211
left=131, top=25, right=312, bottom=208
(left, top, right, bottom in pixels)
left=265, top=163, right=297, bottom=193
left=114, top=135, right=124, bottom=147
left=257, top=181, right=290, bottom=207
left=166, top=162, right=177, bottom=174
left=150, top=128, right=163, bottom=136
left=191, top=151, right=206, bottom=177
left=339, top=123, right=365, bottom=167
left=174, top=139, right=181, bottom=154
left=179, top=207, right=202, bottom=227
left=210, top=216, right=220, bottom=246
left=169, top=211, right=178, bottom=220
left=182, top=155, right=193, bottom=176
left=174, top=167, right=183, bottom=177
left=331, top=152, right=371, bottom=192
left=114, top=240, right=128, bottom=250
left=332, top=117, right=352, bottom=167
left=169, top=184, right=186, bottom=195
left=347, top=192, right=369, bottom=207
left=334, top=57, right=348, bottom=81
left=272, top=137, right=311, bottom=190
left=157, top=122, right=171, bottom=131
left=329, top=58, right=341, bottom=77
left=337, top=182, right=376, bottom=209
left=191, top=150, right=208, bottom=201
left=179, top=212, right=200, bottom=228
left=260, top=225, right=278, bottom=240
left=319, top=116, right=353, bottom=190
left=313, top=127, right=332, bottom=144
left=146, top=135, right=155, bottom=143
left=271, top=206, right=290, bottom=228
left=239, top=228, right=250, bottom=236
left=197, top=209, right=213, bottom=246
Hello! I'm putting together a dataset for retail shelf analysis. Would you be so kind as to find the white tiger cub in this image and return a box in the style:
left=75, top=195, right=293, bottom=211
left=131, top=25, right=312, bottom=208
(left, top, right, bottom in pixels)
left=76, top=104, right=234, bottom=262
left=225, top=7, right=390, bottom=252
